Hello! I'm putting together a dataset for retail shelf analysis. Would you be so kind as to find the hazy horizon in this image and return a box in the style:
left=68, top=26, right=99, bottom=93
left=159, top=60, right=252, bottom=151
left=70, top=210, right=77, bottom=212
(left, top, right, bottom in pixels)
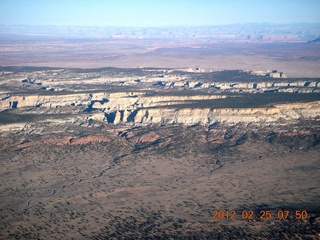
left=1, top=0, right=320, bottom=27
left=1, top=22, right=320, bottom=28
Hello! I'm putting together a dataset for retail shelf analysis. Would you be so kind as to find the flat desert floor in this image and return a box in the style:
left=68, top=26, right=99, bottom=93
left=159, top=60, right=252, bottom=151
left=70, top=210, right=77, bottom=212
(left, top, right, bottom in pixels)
left=1, top=38, right=320, bottom=77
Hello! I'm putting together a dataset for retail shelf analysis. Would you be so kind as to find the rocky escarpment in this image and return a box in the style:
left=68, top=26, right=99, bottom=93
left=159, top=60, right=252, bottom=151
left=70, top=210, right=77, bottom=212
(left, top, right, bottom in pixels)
left=1, top=68, right=319, bottom=132
left=1, top=90, right=319, bottom=131
left=103, top=101, right=320, bottom=125
left=1, top=68, right=319, bottom=95
left=0, top=92, right=108, bottom=110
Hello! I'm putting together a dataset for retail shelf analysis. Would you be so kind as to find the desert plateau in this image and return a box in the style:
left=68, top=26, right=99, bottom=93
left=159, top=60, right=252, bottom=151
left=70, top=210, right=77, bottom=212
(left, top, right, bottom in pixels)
left=0, top=21, right=320, bottom=239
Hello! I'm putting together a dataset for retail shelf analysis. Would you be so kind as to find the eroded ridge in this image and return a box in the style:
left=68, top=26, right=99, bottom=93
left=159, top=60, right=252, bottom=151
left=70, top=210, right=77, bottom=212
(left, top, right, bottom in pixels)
left=0, top=68, right=319, bottom=134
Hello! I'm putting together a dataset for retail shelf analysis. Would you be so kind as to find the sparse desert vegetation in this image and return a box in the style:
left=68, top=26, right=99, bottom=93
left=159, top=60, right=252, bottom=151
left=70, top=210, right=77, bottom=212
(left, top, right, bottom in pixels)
left=0, top=121, right=320, bottom=239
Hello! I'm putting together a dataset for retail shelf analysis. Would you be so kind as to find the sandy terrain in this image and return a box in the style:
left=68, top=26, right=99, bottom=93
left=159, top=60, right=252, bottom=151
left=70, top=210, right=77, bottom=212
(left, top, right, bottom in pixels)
left=1, top=39, right=320, bottom=77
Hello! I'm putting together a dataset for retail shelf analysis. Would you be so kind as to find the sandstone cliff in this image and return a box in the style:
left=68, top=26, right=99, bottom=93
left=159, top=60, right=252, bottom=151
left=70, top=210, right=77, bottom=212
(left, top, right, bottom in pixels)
left=1, top=89, right=319, bottom=128
left=103, top=101, right=320, bottom=125
left=1, top=68, right=319, bottom=131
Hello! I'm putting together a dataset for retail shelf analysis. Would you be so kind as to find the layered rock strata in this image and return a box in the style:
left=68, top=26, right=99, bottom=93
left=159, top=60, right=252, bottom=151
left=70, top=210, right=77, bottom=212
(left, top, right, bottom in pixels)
left=104, top=101, right=320, bottom=125
left=1, top=68, right=319, bottom=132
left=1, top=91, right=319, bottom=130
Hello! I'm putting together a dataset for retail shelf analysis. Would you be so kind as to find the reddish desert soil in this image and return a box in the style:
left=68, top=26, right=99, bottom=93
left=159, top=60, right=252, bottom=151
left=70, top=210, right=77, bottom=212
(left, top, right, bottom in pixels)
left=0, top=123, right=319, bottom=239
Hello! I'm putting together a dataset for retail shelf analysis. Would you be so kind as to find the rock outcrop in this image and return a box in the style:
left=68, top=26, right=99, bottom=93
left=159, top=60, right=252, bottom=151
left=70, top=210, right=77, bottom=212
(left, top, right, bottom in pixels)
left=102, top=101, right=320, bottom=125
left=246, top=69, right=287, bottom=78
left=1, top=68, right=319, bottom=132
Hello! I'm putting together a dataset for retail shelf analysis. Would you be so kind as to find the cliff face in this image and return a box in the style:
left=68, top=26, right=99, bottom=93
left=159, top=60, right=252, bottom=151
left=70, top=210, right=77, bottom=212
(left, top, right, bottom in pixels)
left=154, top=79, right=319, bottom=93
left=0, top=94, right=91, bottom=109
left=92, top=93, right=226, bottom=110
left=103, top=101, right=320, bottom=125
left=1, top=89, right=320, bottom=127
left=1, top=68, right=319, bottom=131
left=0, top=92, right=111, bottom=110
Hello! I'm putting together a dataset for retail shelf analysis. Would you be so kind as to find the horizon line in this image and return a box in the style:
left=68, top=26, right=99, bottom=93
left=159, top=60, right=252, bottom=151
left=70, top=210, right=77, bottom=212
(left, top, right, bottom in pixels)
left=1, top=22, right=320, bottom=28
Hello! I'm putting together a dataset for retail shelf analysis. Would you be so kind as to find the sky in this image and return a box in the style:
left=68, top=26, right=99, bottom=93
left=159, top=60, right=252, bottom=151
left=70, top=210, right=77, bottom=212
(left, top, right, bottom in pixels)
left=0, top=0, right=319, bottom=27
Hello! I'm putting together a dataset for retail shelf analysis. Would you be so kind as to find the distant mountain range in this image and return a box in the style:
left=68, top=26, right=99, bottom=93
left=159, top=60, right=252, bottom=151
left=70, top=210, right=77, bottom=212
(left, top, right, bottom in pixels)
left=0, top=23, right=319, bottom=42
